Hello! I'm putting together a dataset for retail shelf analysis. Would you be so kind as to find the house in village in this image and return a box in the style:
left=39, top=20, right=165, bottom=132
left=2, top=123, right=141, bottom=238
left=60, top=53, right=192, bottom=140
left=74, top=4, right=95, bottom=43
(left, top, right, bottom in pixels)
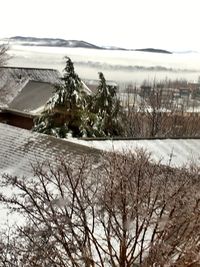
left=0, top=66, right=91, bottom=129
left=0, top=66, right=61, bottom=128
left=83, top=78, right=119, bottom=94
left=140, top=85, right=152, bottom=98
left=189, top=82, right=200, bottom=99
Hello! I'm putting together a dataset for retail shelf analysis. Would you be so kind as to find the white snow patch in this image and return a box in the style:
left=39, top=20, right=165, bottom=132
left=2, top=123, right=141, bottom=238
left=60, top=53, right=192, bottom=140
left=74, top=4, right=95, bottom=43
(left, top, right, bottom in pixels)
left=67, top=138, right=200, bottom=167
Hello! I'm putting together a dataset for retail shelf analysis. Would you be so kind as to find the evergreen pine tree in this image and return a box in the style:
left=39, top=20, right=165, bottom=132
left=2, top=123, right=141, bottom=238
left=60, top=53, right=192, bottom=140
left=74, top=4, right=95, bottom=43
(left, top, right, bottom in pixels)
left=33, top=57, right=86, bottom=137
left=34, top=60, right=123, bottom=138
left=92, top=72, right=122, bottom=136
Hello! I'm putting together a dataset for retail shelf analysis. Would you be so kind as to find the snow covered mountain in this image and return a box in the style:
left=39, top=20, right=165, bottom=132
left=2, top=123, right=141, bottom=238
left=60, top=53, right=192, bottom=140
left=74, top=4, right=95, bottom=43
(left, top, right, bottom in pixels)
left=1, top=36, right=172, bottom=53
left=2, top=36, right=104, bottom=49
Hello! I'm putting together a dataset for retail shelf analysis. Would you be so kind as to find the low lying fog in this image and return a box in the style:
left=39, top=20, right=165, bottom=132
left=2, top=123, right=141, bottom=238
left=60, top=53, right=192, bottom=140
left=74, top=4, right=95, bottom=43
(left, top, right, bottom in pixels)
left=7, top=45, right=200, bottom=85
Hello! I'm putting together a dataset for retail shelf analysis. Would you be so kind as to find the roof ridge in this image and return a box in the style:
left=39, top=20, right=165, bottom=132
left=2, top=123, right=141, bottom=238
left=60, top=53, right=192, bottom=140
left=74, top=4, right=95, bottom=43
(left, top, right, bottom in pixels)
left=0, top=66, right=59, bottom=71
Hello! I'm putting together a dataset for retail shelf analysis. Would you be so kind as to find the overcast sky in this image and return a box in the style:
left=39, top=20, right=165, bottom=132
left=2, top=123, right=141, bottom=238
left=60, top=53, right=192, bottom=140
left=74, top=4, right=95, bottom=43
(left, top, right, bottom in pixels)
left=1, top=0, right=200, bottom=51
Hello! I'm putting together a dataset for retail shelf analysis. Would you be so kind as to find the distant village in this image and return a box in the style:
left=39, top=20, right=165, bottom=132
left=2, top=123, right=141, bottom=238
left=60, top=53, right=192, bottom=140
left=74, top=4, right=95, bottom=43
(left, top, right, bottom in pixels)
left=1, top=65, right=200, bottom=132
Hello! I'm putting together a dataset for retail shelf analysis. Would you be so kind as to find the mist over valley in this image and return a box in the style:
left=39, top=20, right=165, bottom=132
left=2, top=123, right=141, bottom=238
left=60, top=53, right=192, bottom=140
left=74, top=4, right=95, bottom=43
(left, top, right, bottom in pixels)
left=2, top=36, right=200, bottom=85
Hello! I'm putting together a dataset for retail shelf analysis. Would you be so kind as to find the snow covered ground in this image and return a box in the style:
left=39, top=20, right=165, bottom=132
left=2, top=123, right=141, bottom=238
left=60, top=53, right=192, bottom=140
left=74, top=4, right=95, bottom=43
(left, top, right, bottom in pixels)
left=68, top=138, right=200, bottom=168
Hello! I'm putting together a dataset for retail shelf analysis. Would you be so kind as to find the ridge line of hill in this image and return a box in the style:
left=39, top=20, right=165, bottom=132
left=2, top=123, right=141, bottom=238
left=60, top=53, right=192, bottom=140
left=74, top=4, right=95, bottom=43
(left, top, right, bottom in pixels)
left=1, top=36, right=172, bottom=54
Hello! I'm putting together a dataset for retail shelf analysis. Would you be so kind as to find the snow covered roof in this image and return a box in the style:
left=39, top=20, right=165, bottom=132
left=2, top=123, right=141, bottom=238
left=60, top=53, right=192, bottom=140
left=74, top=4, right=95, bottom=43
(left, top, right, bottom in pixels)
left=0, top=123, right=100, bottom=178
left=83, top=79, right=118, bottom=94
left=69, top=138, right=200, bottom=168
left=0, top=66, right=61, bottom=83
left=0, top=66, right=61, bottom=107
left=8, top=80, right=55, bottom=113
left=0, top=67, right=92, bottom=113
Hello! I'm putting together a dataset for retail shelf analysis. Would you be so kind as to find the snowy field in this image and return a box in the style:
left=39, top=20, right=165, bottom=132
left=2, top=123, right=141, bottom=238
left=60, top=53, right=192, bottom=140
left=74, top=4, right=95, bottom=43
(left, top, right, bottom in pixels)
left=6, top=44, right=200, bottom=85
left=69, top=138, right=200, bottom=168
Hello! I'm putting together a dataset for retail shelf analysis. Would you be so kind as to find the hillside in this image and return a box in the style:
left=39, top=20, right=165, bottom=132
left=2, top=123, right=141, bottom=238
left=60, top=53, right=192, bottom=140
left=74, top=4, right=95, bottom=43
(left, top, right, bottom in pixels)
left=6, top=36, right=103, bottom=49
left=1, top=36, right=172, bottom=54
left=135, top=48, right=172, bottom=54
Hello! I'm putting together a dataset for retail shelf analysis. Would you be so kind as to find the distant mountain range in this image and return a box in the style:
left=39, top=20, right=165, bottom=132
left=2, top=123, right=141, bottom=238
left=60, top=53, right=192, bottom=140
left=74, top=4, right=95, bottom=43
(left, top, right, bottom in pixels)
left=1, top=36, right=172, bottom=54
left=135, top=48, right=172, bottom=54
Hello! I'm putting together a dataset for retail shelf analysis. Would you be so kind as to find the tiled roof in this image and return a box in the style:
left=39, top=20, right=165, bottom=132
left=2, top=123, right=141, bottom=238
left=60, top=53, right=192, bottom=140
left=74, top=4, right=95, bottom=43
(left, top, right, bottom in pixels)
left=0, top=66, right=61, bottom=107
left=0, top=67, right=91, bottom=114
left=0, top=123, right=100, bottom=177
left=8, top=80, right=55, bottom=113
left=0, top=66, right=61, bottom=83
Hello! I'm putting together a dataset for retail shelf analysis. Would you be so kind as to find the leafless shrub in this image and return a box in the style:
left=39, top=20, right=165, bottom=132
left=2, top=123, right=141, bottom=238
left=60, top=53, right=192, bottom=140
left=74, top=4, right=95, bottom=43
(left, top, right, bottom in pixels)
left=122, top=81, right=200, bottom=138
left=0, top=151, right=200, bottom=266
left=0, top=44, right=9, bottom=66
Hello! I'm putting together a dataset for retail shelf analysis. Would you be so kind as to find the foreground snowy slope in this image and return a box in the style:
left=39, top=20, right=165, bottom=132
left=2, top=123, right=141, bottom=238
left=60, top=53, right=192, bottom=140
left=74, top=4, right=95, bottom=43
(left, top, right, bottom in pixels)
left=69, top=138, right=200, bottom=167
